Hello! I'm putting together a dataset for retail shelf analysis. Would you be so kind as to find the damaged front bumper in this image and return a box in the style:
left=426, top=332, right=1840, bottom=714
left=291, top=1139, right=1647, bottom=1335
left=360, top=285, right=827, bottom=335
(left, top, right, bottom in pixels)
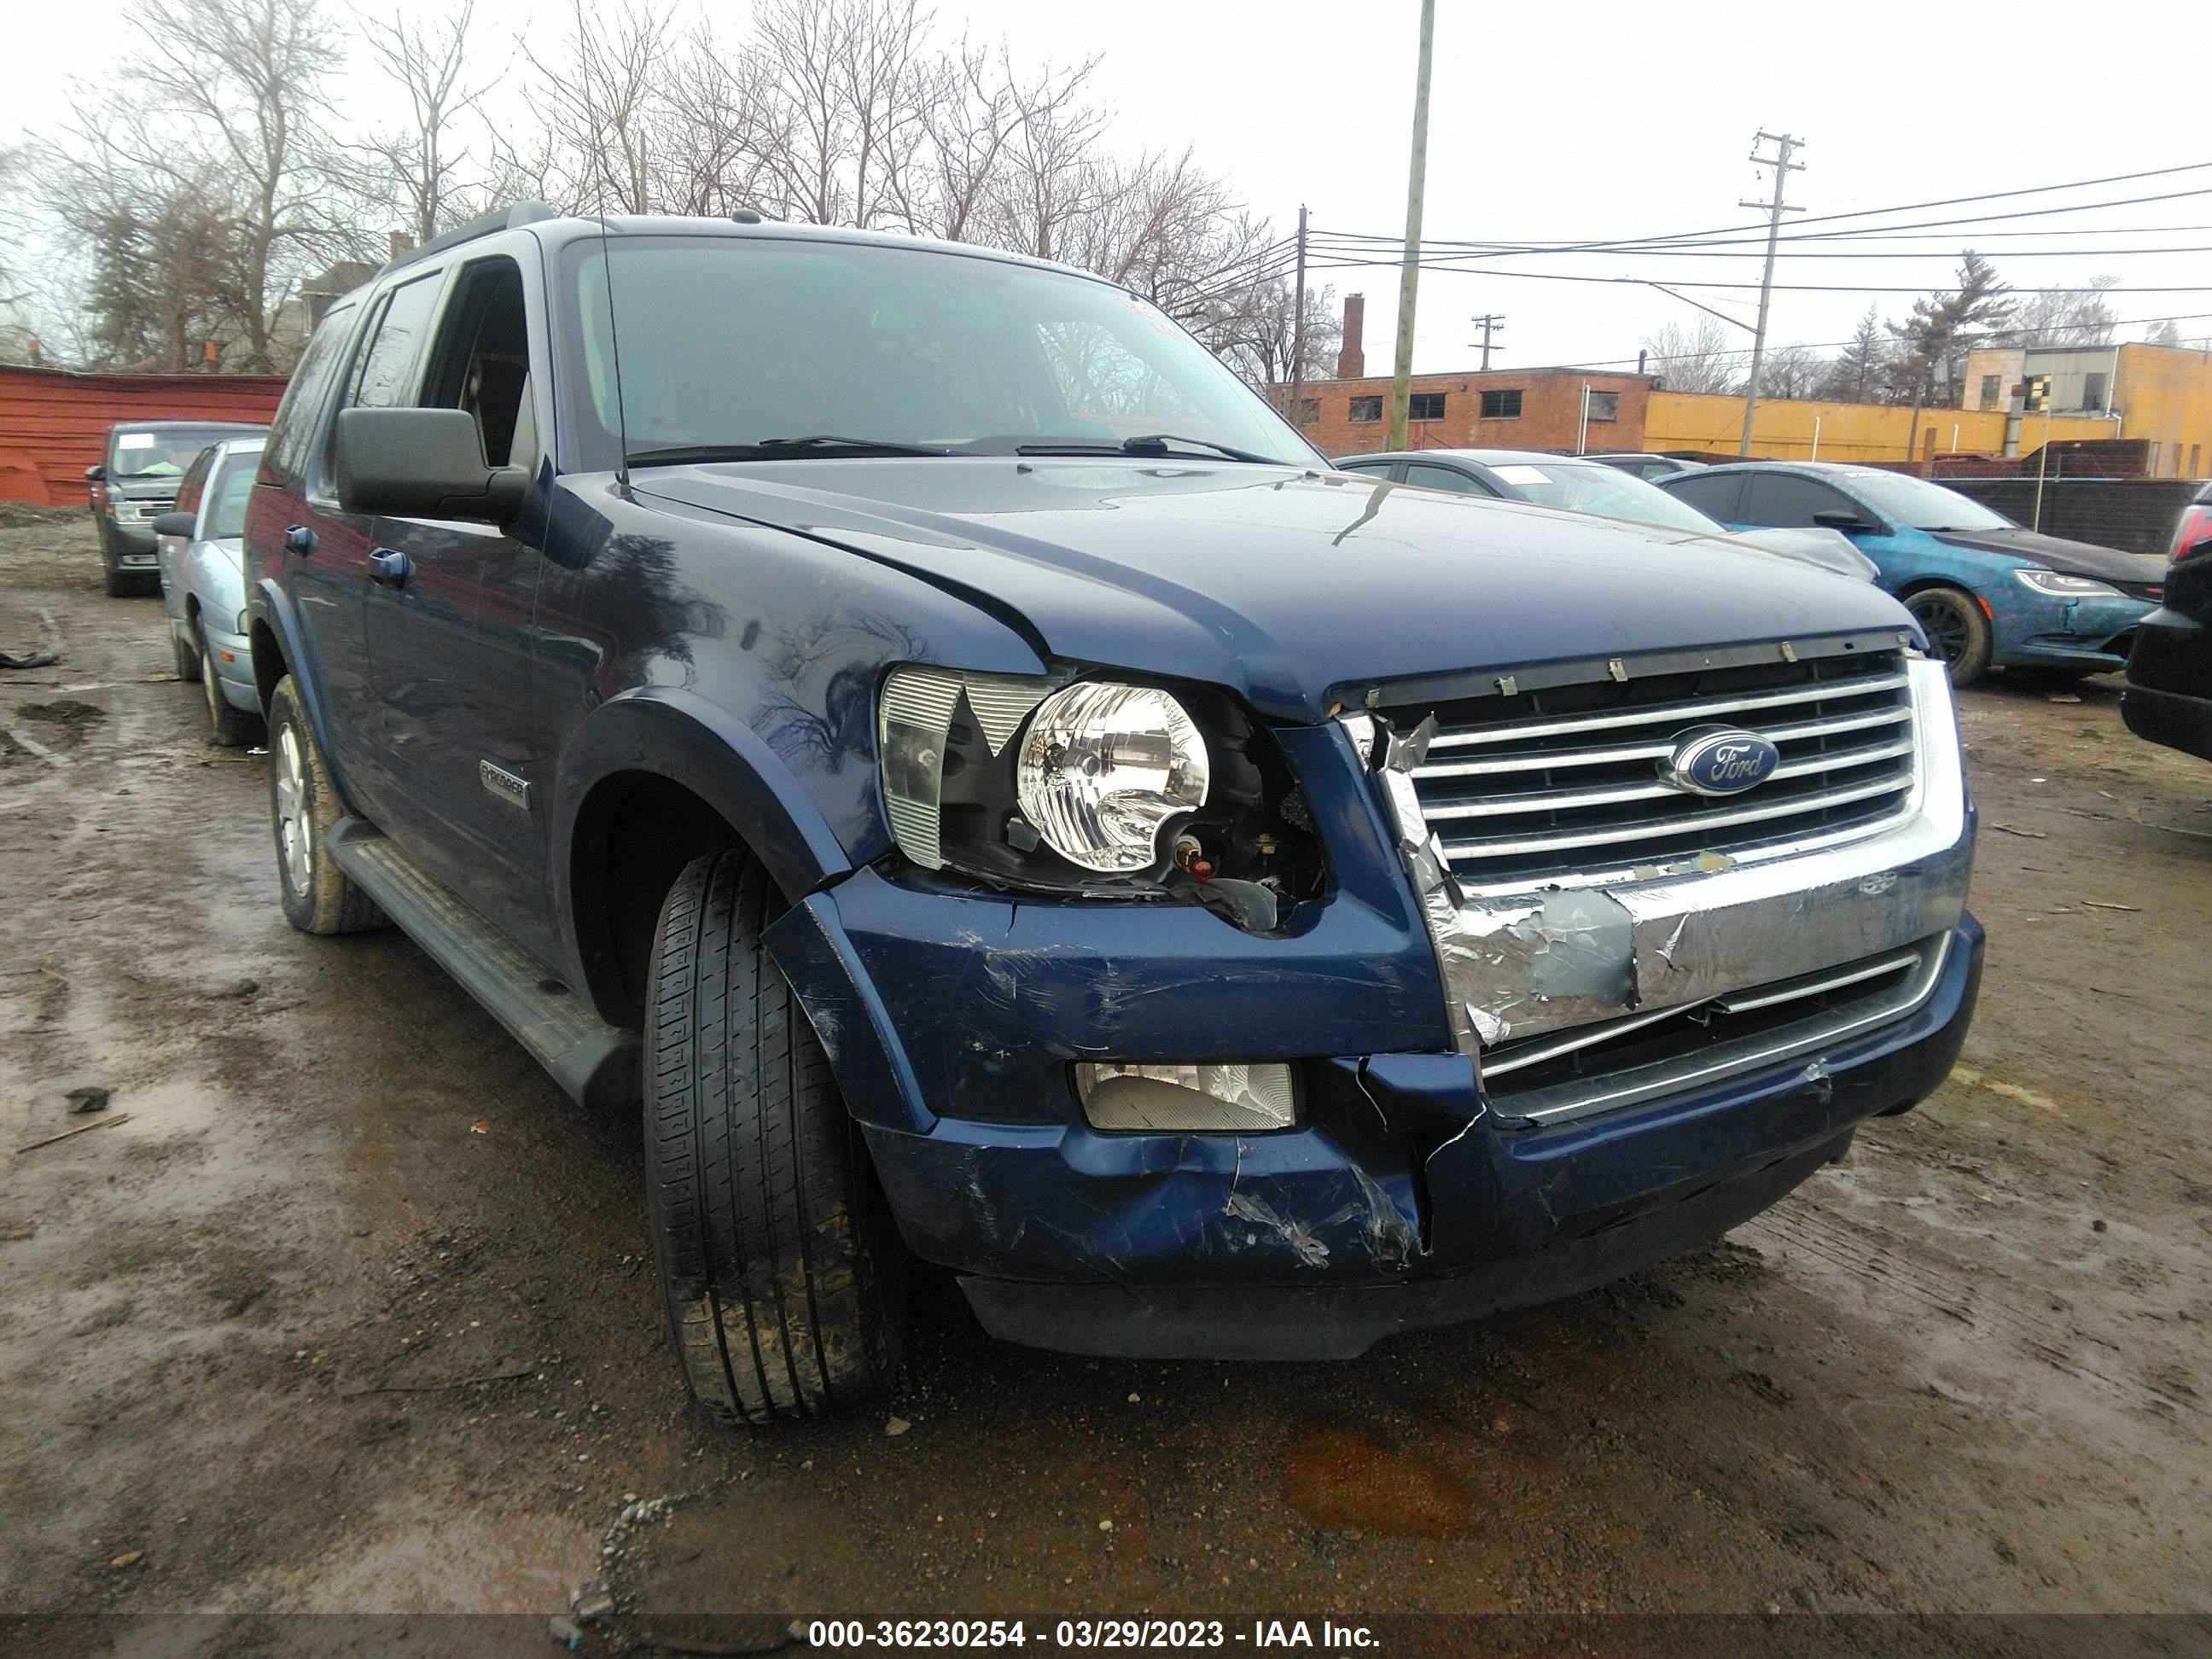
left=766, top=681, right=1983, bottom=1359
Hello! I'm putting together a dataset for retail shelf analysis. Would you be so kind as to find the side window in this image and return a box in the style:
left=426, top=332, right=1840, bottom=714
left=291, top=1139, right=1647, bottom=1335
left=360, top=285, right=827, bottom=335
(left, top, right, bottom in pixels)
left=346, top=272, right=446, bottom=412
left=1339, top=460, right=1397, bottom=481
left=262, top=301, right=359, bottom=486
left=1664, top=472, right=1745, bottom=521
left=313, top=272, right=445, bottom=498
left=420, top=258, right=537, bottom=468
left=1743, top=473, right=1859, bottom=529
left=1406, top=463, right=1491, bottom=495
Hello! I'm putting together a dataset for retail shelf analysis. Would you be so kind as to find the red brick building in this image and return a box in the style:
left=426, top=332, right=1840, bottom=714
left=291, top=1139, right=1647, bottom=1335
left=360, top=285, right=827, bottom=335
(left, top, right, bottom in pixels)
left=1274, top=294, right=1656, bottom=458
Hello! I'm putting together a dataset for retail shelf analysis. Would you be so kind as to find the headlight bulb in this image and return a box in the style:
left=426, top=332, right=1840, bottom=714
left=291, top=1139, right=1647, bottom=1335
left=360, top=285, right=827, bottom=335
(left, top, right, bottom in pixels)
left=1015, top=681, right=1209, bottom=872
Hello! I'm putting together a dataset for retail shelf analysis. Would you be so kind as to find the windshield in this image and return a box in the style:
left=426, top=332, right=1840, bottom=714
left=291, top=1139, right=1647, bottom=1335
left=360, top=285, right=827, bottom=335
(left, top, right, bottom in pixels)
left=560, top=236, right=1318, bottom=469
left=1487, top=459, right=1726, bottom=535
left=207, top=455, right=259, bottom=539
left=108, top=428, right=242, bottom=479
left=1836, top=469, right=2013, bottom=531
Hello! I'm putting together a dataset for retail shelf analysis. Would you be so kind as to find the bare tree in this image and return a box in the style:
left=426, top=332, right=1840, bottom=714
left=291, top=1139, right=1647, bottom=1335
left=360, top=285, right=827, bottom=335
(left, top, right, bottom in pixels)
left=527, top=0, right=676, bottom=214
left=1198, top=277, right=1340, bottom=394
left=2145, top=317, right=2185, bottom=348
left=1999, top=273, right=2117, bottom=348
left=1758, top=342, right=1830, bottom=401
left=1640, top=317, right=1741, bottom=394
left=356, top=0, right=504, bottom=243
left=134, top=0, right=349, bottom=370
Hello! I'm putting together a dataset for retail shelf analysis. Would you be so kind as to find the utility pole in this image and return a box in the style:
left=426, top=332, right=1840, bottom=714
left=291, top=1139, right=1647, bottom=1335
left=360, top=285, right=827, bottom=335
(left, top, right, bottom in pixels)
left=1470, top=312, right=1505, bottom=370
left=1387, top=0, right=1436, bottom=451
left=1736, top=130, right=1804, bottom=457
left=1288, top=204, right=1308, bottom=426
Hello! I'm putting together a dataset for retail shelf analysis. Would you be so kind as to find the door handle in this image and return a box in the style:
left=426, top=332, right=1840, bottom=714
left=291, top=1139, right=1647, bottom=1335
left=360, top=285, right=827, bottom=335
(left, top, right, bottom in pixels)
left=369, top=548, right=412, bottom=589
left=284, top=525, right=317, bottom=555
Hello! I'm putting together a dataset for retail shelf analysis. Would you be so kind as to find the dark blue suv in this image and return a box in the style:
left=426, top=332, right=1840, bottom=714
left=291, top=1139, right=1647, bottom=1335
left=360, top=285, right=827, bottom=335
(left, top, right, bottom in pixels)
left=242, top=207, right=1982, bottom=1423
left=1659, top=461, right=2166, bottom=685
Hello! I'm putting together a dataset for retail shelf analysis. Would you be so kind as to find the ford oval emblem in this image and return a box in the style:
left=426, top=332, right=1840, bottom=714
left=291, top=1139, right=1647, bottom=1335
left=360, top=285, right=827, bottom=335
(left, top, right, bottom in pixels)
left=1661, top=725, right=1781, bottom=797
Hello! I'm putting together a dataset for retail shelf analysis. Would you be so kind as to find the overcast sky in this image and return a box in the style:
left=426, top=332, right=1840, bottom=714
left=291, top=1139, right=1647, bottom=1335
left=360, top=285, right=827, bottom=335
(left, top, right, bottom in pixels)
left=10, top=0, right=2209, bottom=371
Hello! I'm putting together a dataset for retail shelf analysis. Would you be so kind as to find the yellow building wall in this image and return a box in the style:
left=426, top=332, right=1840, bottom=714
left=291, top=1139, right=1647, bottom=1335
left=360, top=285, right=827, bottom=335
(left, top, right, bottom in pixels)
left=1644, top=393, right=2109, bottom=463
left=2117, top=345, right=2212, bottom=478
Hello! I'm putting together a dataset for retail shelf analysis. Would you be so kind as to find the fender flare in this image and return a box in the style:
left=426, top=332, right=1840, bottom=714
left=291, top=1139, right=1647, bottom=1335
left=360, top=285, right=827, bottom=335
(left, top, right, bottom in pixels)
left=245, top=578, right=368, bottom=818
left=551, top=681, right=857, bottom=923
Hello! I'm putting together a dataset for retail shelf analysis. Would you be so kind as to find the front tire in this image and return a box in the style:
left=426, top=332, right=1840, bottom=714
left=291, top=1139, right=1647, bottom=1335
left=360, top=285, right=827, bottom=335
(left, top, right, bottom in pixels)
left=1905, top=586, right=1994, bottom=687
left=645, top=849, right=904, bottom=1425
left=265, top=675, right=385, bottom=934
left=174, top=624, right=202, bottom=682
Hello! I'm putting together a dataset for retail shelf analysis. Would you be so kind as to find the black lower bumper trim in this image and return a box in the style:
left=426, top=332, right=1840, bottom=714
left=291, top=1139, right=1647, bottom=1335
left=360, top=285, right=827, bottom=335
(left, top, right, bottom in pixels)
left=959, top=1130, right=1849, bottom=1360
left=2122, top=683, right=2212, bottom=763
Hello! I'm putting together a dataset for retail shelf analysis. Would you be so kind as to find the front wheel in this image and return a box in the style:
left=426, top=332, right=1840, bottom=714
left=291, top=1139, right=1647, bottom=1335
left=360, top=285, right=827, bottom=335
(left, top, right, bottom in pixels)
left=645, top=849, right=904, bottom=1425
left=1905, top=586, right=1994, bottom=687
left=173, top=624, right=201, bottom=682
left=265, top=675, right=385, bottom=934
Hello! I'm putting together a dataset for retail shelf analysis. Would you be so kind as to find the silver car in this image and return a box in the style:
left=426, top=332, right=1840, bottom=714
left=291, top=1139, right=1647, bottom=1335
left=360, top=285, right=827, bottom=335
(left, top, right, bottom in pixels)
left=154, top=435, right=267, bottom=746
left=1334, top=448, right=1881, bottom=584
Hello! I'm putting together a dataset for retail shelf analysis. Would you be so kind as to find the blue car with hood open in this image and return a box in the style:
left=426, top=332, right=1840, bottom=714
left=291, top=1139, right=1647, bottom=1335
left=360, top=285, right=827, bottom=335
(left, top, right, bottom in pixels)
left=242, top=206, right=1982, bottom=1423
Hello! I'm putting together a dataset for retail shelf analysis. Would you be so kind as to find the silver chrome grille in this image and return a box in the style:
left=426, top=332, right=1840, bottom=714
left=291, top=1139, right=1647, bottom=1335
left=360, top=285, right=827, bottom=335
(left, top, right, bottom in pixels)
left=1391, top=649, right=1918, bottom=894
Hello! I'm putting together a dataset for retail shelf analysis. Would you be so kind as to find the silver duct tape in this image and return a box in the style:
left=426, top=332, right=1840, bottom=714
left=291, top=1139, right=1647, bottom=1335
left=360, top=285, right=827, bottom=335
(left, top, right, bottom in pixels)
left=1353, top=655, right=1975, bottom=1056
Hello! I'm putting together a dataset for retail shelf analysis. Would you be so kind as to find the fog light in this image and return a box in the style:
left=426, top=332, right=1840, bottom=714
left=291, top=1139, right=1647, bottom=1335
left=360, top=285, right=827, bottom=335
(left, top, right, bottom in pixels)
left=1075, top=1062, right=1296, bottom=1132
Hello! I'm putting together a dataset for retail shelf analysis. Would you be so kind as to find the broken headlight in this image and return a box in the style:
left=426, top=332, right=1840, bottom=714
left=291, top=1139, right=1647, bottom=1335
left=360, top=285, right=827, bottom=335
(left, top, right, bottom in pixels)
left=877, top=664, right=1324, bottom=919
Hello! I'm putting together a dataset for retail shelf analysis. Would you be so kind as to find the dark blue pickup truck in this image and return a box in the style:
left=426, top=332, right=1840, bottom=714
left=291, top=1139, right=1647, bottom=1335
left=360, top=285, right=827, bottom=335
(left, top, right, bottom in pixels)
left=243, top=206, right=1982, bottom=1424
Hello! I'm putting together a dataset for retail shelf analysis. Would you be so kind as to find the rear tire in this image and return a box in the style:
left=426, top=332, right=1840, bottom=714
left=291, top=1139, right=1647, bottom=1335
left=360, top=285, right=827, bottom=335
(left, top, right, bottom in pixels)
left=265, top=675, right=385, bottom=934
left=202, top=638, right=260, bottom=748
left=645, top=849, right=904, bottom=1425
left=1905, top=586, right=1993, bottom=687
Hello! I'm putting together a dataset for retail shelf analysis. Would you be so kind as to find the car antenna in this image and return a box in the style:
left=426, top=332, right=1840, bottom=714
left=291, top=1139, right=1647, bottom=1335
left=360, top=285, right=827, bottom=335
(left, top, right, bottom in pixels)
left=588, top=169, right=634, bottom=498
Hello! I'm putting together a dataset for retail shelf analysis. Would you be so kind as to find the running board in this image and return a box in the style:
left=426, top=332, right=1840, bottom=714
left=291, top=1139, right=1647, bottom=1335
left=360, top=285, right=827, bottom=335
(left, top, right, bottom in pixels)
left=328, top=820, right=639, bottom=1109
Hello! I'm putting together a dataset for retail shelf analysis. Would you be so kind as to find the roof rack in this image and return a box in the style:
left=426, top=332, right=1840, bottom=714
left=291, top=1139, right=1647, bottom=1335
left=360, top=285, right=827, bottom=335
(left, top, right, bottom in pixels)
left=378, top=202, right=558, bottom=278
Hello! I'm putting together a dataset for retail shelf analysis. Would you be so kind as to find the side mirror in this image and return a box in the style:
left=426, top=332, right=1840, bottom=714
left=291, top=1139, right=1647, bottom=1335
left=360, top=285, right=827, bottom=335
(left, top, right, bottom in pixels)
left=151, top=511, right=196, bottom=539
left=333, top=407, right=529, bottom=523
left=1813, top=509, right=1874, bottom=535
left=85, top=464, right=106, bottom=482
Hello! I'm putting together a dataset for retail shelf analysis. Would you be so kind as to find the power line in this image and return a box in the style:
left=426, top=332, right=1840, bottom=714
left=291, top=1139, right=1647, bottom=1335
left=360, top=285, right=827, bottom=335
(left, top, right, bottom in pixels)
left=1298, top=262, right=2212, bottom=297
left=1304, top=160, right=2212, bottom=261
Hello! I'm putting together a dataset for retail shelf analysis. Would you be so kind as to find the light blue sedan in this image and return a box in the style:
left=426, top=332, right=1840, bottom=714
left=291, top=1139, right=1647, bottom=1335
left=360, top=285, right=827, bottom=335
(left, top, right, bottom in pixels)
left=154, top=434, right=267, bottom=746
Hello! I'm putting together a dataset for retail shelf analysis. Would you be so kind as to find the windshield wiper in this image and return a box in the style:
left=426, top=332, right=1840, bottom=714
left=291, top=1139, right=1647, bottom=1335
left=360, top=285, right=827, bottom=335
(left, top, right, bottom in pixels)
left=626, top=435, right=955, bottom=466
left=1015, top=434, right=1279, bottom=464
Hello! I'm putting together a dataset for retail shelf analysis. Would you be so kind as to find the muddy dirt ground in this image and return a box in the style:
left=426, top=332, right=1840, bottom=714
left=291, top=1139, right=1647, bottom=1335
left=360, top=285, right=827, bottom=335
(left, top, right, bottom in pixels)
left=2, top=504, right=2208, bottom=1655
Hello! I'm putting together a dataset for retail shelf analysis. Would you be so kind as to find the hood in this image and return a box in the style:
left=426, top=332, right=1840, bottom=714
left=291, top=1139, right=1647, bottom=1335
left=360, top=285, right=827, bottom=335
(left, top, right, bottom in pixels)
left=1929, top=526, right=2168, bottom=589
left=636, top=458, right=1915, bottom=723
left=1722, top=526, right=1880, bottom=583
left=112, top=479, right=183, bottom=500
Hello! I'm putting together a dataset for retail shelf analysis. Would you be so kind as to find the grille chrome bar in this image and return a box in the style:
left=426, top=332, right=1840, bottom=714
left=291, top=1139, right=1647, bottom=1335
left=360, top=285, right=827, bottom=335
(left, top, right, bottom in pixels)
left=1423, top=669, right=1910, bottom=752
left=1415, top=704, right=1912, bottom=781
left=1422, top=736, right=1914, bottom=823
left=1394, top=649, right=1919, bottom=889
left=1440, top=772, right=1911, bottom=863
